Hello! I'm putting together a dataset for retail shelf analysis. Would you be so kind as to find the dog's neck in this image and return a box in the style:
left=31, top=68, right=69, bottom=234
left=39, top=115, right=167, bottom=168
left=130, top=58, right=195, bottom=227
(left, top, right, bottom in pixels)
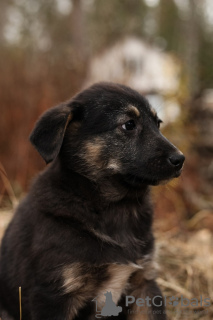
left=52, top=159, right=149, bottom=204
left=42, top=161, right=153, bottom=252
left=98, top=175, right=149, bottom=202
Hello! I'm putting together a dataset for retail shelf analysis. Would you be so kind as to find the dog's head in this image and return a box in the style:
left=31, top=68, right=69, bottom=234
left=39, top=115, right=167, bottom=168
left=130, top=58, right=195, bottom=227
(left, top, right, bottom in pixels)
left=30, top=82, right=184, bottom=188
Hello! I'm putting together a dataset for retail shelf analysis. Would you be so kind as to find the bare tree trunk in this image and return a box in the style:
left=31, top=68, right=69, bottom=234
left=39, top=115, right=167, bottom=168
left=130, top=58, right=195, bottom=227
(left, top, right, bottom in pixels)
left=71, top=0, right=87, bottom=62
left=184, top=0, right=199, bottom=98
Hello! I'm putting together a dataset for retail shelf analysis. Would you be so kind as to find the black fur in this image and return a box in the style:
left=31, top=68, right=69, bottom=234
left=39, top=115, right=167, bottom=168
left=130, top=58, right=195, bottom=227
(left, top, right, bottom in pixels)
left=0, top=82, right=184, bottom=320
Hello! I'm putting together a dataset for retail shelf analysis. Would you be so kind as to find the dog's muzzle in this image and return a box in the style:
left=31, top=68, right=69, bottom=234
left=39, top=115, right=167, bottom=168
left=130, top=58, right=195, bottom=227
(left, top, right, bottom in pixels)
left=167, top=152, right=185, bottom=176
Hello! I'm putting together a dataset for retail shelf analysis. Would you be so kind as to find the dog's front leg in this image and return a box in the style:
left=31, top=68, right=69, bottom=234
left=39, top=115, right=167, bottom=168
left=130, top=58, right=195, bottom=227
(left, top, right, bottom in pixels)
left=30, top=286, right=69, bottom=320
left=126, top=271, right=166, bottom=320
left=30, top=286, right=96, bottom=320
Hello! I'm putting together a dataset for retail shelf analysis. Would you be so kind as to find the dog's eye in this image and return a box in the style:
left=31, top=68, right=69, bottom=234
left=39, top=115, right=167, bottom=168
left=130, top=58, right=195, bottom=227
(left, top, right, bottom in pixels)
left=157, top=119, right=162, bottom=128
left=122, top=120, right=136, bottom=131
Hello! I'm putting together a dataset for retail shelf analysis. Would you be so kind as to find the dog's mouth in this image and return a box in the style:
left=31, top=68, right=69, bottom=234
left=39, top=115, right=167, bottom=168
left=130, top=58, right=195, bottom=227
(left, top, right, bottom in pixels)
left=174, top=168, right=183, bottom=178
left=121, top=153, right=185, bottom=187
left=123, top=174, right=160, bottom=186
left=122, top=168, right=183, bottom=187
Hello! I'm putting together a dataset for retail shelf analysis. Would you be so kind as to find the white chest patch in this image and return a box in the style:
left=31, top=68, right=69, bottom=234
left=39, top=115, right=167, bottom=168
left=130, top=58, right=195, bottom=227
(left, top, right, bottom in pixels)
left=62, top=253, right=157, bottom=319
left=96, top=263, right=142, bottom=309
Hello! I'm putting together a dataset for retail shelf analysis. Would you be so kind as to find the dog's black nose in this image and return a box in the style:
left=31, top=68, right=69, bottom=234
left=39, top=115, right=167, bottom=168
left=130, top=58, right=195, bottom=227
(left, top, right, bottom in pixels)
left=168, top=153, right=185, bottom=169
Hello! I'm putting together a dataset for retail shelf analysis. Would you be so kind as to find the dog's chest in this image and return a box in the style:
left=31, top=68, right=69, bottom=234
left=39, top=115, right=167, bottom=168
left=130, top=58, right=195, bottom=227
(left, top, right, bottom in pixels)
left=96, top=263, right=139, bottom=307
left=62, top=255, right=156, bottom=319
left=62, top=262, right=138, bottom=299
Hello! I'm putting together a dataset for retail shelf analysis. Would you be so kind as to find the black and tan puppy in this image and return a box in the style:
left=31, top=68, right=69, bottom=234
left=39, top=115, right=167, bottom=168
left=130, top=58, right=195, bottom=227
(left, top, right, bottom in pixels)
left=0, top=83, right=185, bottom=320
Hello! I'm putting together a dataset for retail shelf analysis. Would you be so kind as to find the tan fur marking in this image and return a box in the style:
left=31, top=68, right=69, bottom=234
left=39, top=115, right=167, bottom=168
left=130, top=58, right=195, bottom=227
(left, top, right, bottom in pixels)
left=62, top=263, right=97, bottom=319
left=62, top=263, right=84, bottom=293
left=97, top=264, right=138, bottom=308
left=150, top=107, right=157, bottom=118
left=106, top=159, right=121, bottom=171
left=136, top=251, right=158, bottom=281
left=62, top=253, right=158, bottom=319
left=83, top=138, right=104, bottom=168
left=89, top=228, right=123, bottom=246
left=127, top=105, right=140, bottom=117
left=132, top=207, right=139, bottom=219
left=59, top=113, right=73, bottom=142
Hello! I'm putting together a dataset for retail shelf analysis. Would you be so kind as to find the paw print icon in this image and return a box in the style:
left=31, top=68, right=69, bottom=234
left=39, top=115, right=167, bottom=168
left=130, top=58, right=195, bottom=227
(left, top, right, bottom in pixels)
left=169, top=296, right=179, bottom=306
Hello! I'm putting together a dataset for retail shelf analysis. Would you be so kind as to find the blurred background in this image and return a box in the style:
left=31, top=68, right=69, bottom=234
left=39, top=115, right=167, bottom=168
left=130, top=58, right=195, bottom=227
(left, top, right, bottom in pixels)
left=0, top=0, right=213, bottom=318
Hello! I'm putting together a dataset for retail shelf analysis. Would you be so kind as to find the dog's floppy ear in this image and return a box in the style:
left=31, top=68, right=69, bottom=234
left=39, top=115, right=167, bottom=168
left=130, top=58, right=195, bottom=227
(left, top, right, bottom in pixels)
left=30, top=104, right=73, bottom=164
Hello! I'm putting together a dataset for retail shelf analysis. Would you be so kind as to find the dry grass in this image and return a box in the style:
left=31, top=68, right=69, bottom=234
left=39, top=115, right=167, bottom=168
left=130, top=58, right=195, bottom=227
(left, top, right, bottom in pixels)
left=0, top=199, right=213, bottom=319
left=0, top=210, right=212, bottom=319
left=0, top=162, right=18, bottom=209
left=0, top=161, right=16, bottom=242
left=155, top=228, right=213, bottom=319
left=0, top=208, right=13, bottom=242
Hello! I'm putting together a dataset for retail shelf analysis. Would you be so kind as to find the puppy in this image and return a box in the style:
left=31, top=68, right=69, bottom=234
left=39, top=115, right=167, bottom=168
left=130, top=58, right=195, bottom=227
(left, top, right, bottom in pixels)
left=0, top=82, right=185, bottom=320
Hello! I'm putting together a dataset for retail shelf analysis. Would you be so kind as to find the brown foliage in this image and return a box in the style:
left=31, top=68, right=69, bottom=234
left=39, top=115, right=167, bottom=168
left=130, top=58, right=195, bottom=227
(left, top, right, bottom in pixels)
left=0, top=50, right=87, bottom=192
